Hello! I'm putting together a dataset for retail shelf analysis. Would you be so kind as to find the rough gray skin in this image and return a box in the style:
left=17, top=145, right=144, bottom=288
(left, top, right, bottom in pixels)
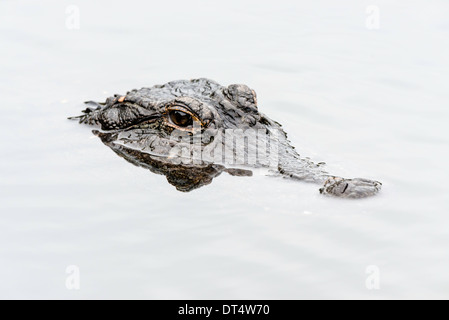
left=71, top=78, right=381, bottom=198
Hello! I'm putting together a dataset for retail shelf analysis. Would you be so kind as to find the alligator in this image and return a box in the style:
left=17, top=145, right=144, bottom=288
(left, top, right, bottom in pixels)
left=70, top=78, right=381, bottom=198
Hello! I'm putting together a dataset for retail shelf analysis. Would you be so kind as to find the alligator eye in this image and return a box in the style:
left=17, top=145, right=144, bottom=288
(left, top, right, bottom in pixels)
left=169, top=110, right=193, bottom=127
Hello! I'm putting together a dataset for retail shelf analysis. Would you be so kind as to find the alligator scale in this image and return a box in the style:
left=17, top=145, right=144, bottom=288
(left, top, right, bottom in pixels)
left=70, top=78, right=381, bottom=198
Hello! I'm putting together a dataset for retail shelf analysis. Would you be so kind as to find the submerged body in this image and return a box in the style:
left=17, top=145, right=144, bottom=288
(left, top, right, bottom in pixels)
left=72, top=78, right=381, bottom=198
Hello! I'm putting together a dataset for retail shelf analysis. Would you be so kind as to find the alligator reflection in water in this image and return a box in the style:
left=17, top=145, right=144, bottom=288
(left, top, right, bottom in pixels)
left=94, top=130, right=252, bottom=192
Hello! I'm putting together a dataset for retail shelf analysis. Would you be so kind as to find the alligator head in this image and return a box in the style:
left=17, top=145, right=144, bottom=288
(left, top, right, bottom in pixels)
left=71, top=78, right=382, bottom=197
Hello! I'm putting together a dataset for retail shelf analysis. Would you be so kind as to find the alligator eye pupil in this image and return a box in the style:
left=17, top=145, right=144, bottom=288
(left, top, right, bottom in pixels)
left=169, top=110, right=193, bottom=127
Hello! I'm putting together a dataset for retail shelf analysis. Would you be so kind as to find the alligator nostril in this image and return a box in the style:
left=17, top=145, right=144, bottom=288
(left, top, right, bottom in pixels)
left=342, top=183, right=349, bottom=193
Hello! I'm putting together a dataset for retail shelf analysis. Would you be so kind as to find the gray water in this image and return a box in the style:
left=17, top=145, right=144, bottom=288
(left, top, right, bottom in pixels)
left=1, top=0, right=449, bottom=299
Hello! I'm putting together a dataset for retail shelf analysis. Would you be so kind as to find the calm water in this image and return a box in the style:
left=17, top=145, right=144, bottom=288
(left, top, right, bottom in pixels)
left=1, top=0, right=449, bottom=299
